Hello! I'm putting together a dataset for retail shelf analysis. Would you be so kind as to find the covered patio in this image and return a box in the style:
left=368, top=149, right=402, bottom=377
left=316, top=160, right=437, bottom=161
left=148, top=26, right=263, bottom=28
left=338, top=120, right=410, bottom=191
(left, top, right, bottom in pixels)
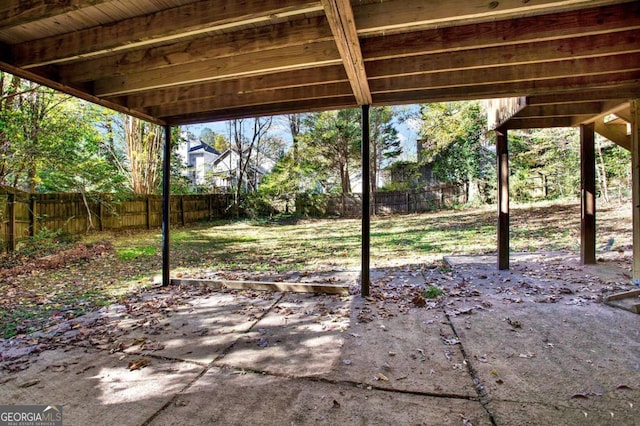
left=0, top=0, right=638, bottom=292
left=1, top=1, right=639, bottom=424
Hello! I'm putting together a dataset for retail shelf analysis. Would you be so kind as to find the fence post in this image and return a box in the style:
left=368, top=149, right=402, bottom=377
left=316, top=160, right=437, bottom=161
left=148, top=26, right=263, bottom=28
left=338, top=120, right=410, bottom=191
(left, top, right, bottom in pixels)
left=180, top=195, right=186, bottom=226
left=98, top=196, right=104, bottom=231
left=29, top=196, right=37, bottom=237
left=208, top=194, right=213, bottom=219
left=7, top=193, right=15, bottom=252
left=146, top=196, right=152, bottom=229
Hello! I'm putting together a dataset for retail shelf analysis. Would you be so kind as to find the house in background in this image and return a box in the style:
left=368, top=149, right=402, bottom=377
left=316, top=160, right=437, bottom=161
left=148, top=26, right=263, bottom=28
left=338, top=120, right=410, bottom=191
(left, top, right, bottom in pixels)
left=177, top=133, right=276, bottom=192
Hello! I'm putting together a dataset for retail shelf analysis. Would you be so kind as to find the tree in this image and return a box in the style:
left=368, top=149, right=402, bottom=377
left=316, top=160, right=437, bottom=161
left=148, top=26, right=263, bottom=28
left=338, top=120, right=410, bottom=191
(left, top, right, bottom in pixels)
left=200, top=127, right=229, bottom=152
left=419, top=101, right=489, bottom=202
left=509, top=128, right=580, bottom=200
left=369, top=106, right=401, bottom=195
left=302, top=109, right=361, bottom=194
left=228, top=116, right=273, bottom=204
left=123, top=115, right=164, bottom=194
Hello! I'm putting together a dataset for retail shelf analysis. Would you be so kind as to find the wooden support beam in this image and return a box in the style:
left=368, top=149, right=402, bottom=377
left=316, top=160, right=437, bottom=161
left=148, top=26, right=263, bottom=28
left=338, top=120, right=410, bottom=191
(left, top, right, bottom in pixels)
left=169, top=278, right=350, bottom=295
left=163, top=96, right=357, bottom=126
left=93, top=41, right=341, bottom=97
left=10, top=0, right=323, bottom=68
left=360, top=3, right=640, bottom=60
left=632, top=100, right=640, bottom=285
left=594, top=118, right=631, bottom=150
left=57, top=16, right=334, bottom=83
left=0, top=0, right=108, bottom=28
left=361, top=104, right=371, bottom=297
left=580, top=122, right=597, bottom=265
left=0, top=60, right=166, bottom=125
left=147, top=82, right=352, bottom=118
left=354, top=0, right=626, bottom=36
left=321, top=0, right=371, bottom=105
left=528, top=88, right=640, bottom=106
left=502, top=117, right=577, bottom=129
left=162, top=125, right=171, bottom=287
left=124, top=66, right=348, bottom=109
left=514, top=102, right=606, bottom=119
left=372, top=72, right=640, bottom=106
left=497, top=128, right=509, bottom=270
left=365, top=30, right=640, bottom=80
left=369, top=53, right=640, bottom=94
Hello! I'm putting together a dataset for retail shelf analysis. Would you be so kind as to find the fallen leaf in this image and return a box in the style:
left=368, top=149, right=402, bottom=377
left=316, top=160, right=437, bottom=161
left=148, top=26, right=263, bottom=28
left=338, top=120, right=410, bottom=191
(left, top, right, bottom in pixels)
left=128, top=357, right=151, bottom=371
left=375, top=372, right=389, bottom=381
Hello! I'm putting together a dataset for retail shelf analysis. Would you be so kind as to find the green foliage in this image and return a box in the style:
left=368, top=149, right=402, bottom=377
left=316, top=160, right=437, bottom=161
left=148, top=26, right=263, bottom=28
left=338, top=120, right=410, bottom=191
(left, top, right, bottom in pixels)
left=381, top=160, right=422, bottom=191
left=117, top=245, right=157, bottom=260
left=422, top=285, right=444, bottom=299
left=419, top=102, right=490, bottom=202
left=509, top=128, right=580, bottom=200
left=17, top=227, right=78, bottom=258
left=301, top=109, right=362, bottom=194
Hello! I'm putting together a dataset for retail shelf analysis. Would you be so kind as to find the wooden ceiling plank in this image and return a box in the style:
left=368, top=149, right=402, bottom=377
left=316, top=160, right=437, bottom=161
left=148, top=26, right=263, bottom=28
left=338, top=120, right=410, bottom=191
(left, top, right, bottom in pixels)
left=11, top=0, right=323, bottom=68
left=371, top=73, right=640, bottom=105
left=361, top=2, right=640, bottom=61
left=527, top=90, right=635, bottom=105
left=577, top=99, right=634, bottom=124
left=58, top=16, right=334, bottom=83
left=0, top=0, right=108, bottom=28
left=354, top=0, right=629, bottom=36
left=0, top=59, right=165, bottom=125
left=366, top=30, right=640, bottom=79
left=162, top=96, right=357, bottom=125
left=369, top=53, right=640, bottom=94
left=321, top=0, right=371, bottom=105
left=147, top=82, right=353, bottom=117
left=124, top=65, right=348, bottom=109
left=93, top=41, right=341, bottom=97
left=513, top=102, right=606, bottom=118
left=502, top=117, right=578, bottom=129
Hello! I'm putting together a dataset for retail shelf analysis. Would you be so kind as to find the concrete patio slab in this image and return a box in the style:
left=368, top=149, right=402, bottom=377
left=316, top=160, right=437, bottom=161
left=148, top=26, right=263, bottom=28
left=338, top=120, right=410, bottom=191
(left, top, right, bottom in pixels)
left=148, top=366, right=492, bottom=426
left=216, top=293, right=350, bottom=377
left=0, top=346, right=202, bottom=426
left=450, top=302, right=640, bottom=425
left=122, top=291, right=282, bottom=364
left=2, top=252, right=637, bottom=425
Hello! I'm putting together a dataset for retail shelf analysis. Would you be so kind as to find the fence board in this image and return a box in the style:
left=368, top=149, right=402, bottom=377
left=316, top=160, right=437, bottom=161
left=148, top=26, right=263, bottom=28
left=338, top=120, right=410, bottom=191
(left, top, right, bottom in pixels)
left=0, top=188, right=233, bottom=252
left=296, top=185, right=466, bottom=218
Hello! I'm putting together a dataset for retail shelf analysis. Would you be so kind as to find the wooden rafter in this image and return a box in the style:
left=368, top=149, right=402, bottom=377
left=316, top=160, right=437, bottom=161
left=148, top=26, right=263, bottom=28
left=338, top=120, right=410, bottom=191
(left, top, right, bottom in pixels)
left=321, top=0, right=371, bottom=105
left=0, top=0, right=108, bottom=27
left=354, top=0, right=632, bottom=36
left=11, top=0, right=323, bottom=68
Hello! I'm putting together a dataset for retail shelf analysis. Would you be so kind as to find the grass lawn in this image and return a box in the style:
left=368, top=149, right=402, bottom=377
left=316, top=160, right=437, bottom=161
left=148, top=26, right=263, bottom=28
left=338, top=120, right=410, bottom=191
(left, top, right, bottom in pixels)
left=0, top=199, right=632, bottom=338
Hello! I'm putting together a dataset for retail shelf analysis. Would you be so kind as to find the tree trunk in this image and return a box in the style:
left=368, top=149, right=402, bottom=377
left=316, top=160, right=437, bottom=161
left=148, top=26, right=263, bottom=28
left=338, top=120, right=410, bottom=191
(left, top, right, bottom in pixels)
left=595, top=137, right=609, bottom=202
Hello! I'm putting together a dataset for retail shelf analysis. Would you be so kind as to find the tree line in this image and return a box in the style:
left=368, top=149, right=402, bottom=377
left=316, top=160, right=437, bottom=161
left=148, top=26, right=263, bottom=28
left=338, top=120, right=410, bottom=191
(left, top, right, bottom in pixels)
left=1, top=71, right=631, bottom=215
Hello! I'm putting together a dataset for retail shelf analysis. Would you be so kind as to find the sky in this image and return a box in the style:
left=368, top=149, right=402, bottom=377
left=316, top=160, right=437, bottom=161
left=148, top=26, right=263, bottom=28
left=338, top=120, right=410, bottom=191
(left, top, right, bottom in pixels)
left=183, top=105, right=422, bottom=162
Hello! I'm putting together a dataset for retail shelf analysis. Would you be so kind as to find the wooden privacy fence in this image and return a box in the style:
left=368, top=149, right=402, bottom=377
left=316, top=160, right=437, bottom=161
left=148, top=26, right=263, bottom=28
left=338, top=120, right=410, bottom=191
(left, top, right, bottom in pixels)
left=296, top=184, right=466, bottom=217
left=0, top=187, right=233, bottom=252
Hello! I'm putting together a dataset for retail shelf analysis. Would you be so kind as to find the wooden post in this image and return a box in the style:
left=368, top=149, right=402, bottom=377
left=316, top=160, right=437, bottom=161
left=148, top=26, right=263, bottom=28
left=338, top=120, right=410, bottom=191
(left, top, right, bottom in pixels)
left=98, top=196, right=104, bottom=231
left=180, top=195, right=186, bottom=226
left=580, top=123, right=596, bottom=264
left=7, top=192, right=15, bottom=252
left=361, top=104, right=371, bottom=297
left=146, top=196, right=152, bottom=229
left=631, top=100, right=640, bottom=285
left=29, top=196, right=37, bottom=237
left=162, top=125, right=172, bottom=287
left=208, top=193, right=213, bottom=220
left=497, top=128, right=509, bottom=270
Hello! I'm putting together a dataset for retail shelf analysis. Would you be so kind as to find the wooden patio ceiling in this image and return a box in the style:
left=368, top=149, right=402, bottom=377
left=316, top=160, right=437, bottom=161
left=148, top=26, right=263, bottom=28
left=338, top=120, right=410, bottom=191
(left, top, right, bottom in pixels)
left=1, top=0, right=639, bottom=126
